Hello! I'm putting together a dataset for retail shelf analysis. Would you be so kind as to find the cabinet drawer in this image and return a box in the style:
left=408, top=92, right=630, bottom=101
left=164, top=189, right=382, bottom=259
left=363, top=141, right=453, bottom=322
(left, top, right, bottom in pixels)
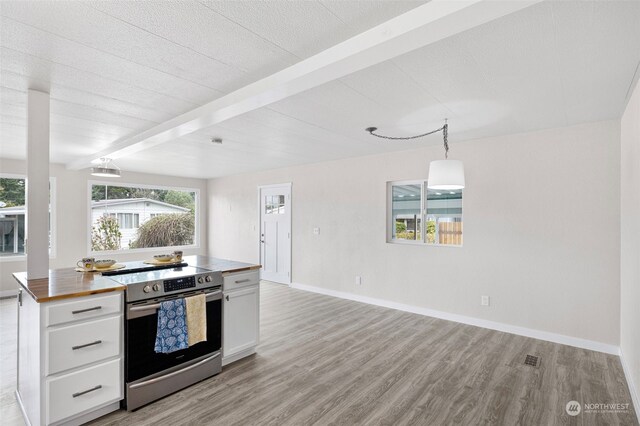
left=46, top=292, right=122, bottom=326
left=223, top=270, right=259, bottom=291
left=46, top=358, right=122, bottom=424
left=47, top=315, right=121, bottom=375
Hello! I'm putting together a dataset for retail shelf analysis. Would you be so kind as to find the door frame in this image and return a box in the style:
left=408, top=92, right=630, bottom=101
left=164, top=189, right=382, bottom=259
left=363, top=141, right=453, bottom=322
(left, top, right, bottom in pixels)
left=257, top=183, right=292, bottom=285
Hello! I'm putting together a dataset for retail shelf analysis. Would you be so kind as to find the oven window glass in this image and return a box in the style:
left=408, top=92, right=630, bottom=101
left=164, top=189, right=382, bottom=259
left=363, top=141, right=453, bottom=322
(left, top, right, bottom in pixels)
left=90, top=182, right=198, bottom=253
left=126, top=298, right=221, bottom=383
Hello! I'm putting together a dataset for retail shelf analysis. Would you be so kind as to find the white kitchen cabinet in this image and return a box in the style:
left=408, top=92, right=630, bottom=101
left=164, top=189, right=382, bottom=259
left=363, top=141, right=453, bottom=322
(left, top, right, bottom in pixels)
left=222, top=270, right=259, bottom=365
left=16, top=290, right=124, bottom=426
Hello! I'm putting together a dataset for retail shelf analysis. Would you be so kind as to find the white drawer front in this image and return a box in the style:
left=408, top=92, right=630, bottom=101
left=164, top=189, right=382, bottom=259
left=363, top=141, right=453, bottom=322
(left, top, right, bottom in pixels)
left=223, top=270, right=259, bottom=291
left=47, top=315, right=121, bottom=375
left=46, top=292, right=122, bottom=326
left=47, top=358, right=122, bottom=424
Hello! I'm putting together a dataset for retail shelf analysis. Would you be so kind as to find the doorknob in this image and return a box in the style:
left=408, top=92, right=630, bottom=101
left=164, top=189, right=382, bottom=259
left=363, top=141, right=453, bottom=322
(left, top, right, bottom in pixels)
left=260, top=233, right=265, bottom=244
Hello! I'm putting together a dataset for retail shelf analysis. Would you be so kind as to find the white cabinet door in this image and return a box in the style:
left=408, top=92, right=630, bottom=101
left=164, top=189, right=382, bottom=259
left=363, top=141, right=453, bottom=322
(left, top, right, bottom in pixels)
left=223, top=286, right=259, bottom=358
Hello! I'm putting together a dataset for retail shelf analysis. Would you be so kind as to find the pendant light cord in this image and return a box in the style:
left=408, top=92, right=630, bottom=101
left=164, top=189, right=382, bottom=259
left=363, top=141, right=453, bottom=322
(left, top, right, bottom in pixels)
left=365, top=119, right=449, bottom=158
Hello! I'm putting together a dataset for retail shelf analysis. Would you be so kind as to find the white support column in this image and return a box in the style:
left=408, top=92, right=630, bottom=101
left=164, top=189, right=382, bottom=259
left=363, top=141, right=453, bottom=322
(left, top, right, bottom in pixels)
left=26, top=90, right=50, bottom=279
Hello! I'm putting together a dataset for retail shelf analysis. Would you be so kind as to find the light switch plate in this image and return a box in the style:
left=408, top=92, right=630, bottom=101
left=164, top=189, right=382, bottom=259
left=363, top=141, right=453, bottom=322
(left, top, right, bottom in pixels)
left=313, top=227, right=320, bottom=235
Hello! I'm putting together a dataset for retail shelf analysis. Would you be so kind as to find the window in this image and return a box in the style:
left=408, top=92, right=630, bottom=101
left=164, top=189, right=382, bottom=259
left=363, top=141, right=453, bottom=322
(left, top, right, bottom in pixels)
left=391, top=184, right=422, bottom=241
left=0, top=175, right=56, bottom=259
left=426, top=189, right=463, bottom=245
left=116, top=213, right=139, bottom=229
left=387, top=180, right=463, bottom=246
left=90, top=182, right=198, bottom=252
left=265, top=195, right=285, bottom=215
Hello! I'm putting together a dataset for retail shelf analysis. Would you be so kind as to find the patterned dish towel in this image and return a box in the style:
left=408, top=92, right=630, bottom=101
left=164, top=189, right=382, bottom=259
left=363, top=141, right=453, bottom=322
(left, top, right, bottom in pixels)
left=186, top=293, right=207, bottom=346
left=154, top=298, right=189, bottom=354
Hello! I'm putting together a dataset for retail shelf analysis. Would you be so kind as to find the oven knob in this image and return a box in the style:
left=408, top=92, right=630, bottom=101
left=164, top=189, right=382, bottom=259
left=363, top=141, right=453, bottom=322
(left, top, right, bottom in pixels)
left=197, top=276, right=204, bottom=284
left=152, top=283, right=161, bottom=292
left=205, top=275, right=212, bottom=282
left=143, top=285, right=151, bottom=293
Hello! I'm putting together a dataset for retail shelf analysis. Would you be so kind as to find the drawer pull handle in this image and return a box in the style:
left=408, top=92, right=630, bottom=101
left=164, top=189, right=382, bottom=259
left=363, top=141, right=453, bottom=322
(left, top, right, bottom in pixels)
left=72, top=385, right=102, bottom=398
left=129, top=290, right=222, bottom=312
left=235, top=279, right=251, bottom=284
left=71, top=306, right=102, bottom=315
left=72, top=340, right=102, bottom=350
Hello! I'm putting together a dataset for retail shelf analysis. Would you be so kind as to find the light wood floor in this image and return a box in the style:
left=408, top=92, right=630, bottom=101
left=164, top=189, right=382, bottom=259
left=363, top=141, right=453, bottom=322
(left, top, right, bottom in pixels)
left=1, top=283, right=637, bottom=425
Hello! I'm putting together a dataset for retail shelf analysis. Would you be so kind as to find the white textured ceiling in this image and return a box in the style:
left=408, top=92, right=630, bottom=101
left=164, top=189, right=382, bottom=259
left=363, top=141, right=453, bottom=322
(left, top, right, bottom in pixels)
left=1, top=0, right=639, bottom=178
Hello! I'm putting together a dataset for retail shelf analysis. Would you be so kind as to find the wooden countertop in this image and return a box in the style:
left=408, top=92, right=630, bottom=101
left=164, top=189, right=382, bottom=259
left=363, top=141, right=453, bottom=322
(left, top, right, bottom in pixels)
left=13, top=255, right=261, bottom=303
left=12, top=269, right=126, bottom=304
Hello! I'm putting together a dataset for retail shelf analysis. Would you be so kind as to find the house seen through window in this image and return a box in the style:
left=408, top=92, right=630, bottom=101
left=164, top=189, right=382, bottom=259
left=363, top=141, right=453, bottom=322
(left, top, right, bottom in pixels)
left=91, top=183, right=197, bottom=252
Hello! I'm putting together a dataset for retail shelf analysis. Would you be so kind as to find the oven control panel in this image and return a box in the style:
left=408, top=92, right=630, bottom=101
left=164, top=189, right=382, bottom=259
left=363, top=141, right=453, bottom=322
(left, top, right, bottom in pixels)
left=164, top=276, right=196, bottom=292
left=120, top=268, right=223, bottom=302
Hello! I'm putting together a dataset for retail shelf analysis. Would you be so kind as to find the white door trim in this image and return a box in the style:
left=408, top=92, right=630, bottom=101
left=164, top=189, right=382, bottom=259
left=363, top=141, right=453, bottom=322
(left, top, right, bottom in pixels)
left=258, top=183, right=292, bottom=285
left=258, top=183, right=292, bottom=190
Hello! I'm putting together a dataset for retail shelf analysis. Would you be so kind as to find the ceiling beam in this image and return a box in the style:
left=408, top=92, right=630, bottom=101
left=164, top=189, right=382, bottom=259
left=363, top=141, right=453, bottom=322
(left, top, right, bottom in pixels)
left=66, top=0, right=543, bottom=170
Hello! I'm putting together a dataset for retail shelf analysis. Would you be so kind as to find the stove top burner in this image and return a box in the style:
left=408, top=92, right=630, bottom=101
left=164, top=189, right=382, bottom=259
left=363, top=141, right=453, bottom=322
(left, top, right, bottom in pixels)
left=108, top=266, right=209, bottom=286
left=108, top=265, right=222, bottom=303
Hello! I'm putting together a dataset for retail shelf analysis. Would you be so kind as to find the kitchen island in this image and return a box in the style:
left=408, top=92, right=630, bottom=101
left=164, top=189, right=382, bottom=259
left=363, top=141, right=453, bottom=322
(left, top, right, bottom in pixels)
left=13, top=255, right=260, bottom=303
left=13, top=256, right=260, bottom=426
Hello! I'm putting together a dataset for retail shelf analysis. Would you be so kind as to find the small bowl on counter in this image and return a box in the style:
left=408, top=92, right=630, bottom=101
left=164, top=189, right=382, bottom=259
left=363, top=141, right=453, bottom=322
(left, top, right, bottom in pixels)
left=94, top=259, right=117, bottom=269
left=153, top=254, right=175, bottom=262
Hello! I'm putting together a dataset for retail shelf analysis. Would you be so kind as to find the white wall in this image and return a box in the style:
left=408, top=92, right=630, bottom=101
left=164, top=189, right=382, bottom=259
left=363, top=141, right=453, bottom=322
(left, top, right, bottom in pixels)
left=208, top=120, right=621, bottom=347
left=621, top=79, right=640, bottom=410
left=0, top=158, right=208, bottom=295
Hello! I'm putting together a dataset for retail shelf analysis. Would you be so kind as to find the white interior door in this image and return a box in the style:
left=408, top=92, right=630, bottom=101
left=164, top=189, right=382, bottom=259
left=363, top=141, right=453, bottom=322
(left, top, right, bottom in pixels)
left=259, top=184, right=291, bottom=284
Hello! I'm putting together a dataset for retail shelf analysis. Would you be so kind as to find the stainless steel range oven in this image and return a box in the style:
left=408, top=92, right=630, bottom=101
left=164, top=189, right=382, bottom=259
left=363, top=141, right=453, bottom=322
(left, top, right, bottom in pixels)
left=107, top=266, right=223, bottom=411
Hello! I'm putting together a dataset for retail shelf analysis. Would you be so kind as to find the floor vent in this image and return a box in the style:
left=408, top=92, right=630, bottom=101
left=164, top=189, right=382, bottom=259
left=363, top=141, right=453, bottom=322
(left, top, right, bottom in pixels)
left=524, top=354, right=540, bottom=367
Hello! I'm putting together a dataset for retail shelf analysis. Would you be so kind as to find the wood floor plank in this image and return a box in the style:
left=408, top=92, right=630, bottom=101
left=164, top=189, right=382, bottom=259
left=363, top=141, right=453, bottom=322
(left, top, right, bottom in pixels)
left=1, top=283, right=637, bottom=426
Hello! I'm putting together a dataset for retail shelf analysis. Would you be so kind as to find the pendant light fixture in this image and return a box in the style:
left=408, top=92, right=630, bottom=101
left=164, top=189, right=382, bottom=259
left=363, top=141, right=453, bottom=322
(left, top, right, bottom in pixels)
left=364, top=119, right=465, bottom=190
left=90, top=158, right=121, bottom=178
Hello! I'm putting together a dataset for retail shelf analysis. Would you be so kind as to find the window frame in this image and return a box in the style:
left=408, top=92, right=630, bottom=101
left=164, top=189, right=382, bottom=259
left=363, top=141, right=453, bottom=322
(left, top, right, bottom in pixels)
left=386, top=180, right=463, bottom=248
left=0, top=173, right=57, bottom=261
left=87, top=180, right=200, bottom=255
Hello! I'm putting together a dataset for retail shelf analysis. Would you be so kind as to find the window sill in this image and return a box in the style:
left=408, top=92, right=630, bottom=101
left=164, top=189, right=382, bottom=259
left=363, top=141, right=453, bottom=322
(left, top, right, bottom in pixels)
left=89, top=243, right=199, bottom=256
left=387, top=240, right=463, bottom=248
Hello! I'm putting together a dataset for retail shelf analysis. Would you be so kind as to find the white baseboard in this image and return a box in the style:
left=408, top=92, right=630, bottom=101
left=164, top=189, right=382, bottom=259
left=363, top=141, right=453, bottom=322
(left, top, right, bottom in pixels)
left=0, top=289, right=17, bottom=298
left=290, top=282, right=620, bottom=355
left=620, top=349, right=640, bottom=420
left=222, top=347, right=257, bottom=367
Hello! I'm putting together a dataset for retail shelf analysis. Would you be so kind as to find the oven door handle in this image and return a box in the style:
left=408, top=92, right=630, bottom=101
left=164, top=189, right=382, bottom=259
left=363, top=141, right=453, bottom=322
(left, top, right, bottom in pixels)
left=129, top=353, right=220, bottom=389
left=129, top=290, right=222, bottom=312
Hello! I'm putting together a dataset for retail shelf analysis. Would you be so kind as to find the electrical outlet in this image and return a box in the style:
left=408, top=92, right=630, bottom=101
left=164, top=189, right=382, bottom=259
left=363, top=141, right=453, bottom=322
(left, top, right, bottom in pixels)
left=313, top=227, right=320, bottom=235
left=481, top=295, right=490, bottom=306
left=355, top=276, right=362, bottom=285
